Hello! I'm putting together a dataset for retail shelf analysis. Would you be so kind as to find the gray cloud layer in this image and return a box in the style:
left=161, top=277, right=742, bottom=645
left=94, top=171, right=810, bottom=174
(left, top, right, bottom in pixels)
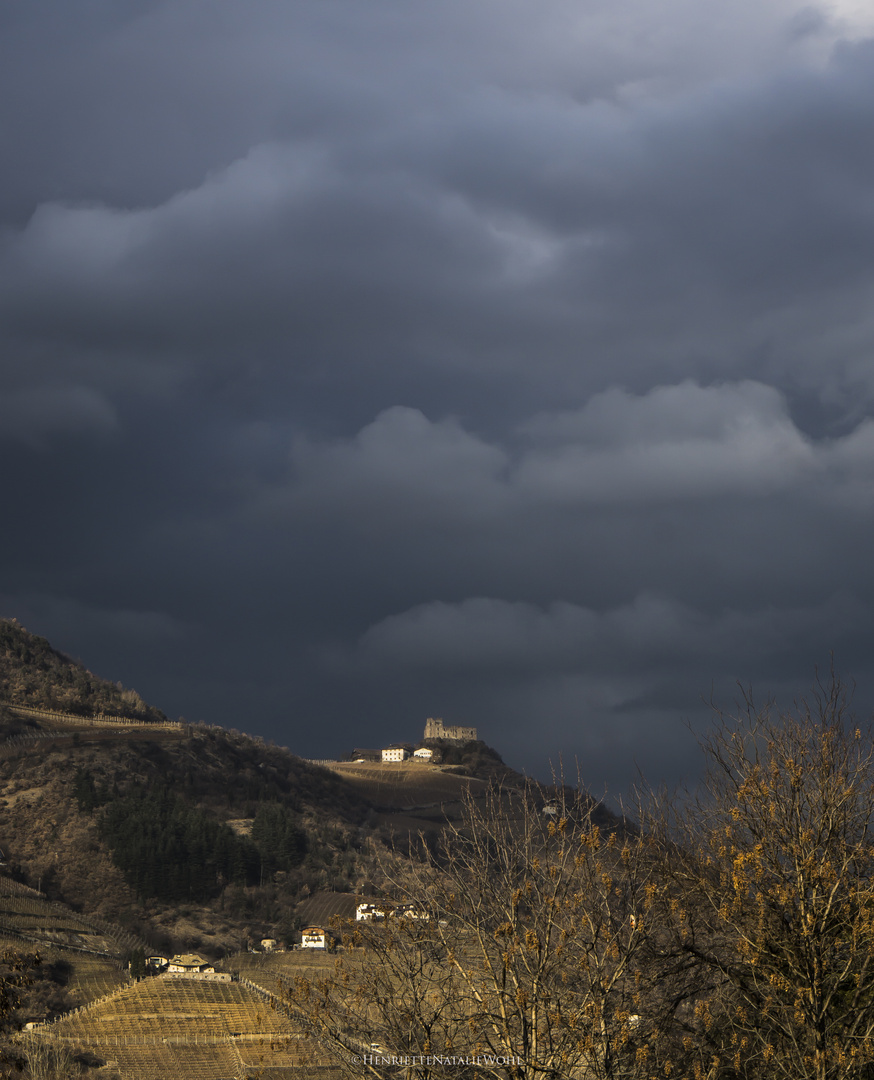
left=3, top=0, right=874, bottom=794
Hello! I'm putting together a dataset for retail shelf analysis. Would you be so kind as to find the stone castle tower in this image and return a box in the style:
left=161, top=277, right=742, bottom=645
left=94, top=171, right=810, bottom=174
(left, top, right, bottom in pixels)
left=424, top=717, right=477, bottom=743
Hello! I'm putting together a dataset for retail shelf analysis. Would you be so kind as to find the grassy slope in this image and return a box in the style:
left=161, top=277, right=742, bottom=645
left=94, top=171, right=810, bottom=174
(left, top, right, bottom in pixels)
left=325, top=760, right=489, bottom=809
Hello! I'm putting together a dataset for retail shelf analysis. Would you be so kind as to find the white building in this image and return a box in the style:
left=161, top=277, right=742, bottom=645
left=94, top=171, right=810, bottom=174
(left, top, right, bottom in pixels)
left=381, top=746, right=410, bottom=762
left=413, top=747, right=433, bottom=760
left=167, top=953, right=214, bottom=974
left=356, top=902, right=390, bottom=921
left=395, top=903, right=429, bottom=920
left=301, top=926, right=329, bottom=949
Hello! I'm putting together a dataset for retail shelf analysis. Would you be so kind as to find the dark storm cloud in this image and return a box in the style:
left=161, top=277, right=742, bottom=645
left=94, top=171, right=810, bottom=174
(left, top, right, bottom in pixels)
left=3, top=0, right=874, bottom=794
left=0, top=384, right=117, bottom=445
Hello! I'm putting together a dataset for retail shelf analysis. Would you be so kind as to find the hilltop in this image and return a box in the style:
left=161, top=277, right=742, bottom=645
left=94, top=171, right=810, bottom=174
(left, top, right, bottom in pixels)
left=0, top=618, right=617, bottom=963
left=0, top=620, right=548, bottom=958
left=0, top=619, right=166, bottom=722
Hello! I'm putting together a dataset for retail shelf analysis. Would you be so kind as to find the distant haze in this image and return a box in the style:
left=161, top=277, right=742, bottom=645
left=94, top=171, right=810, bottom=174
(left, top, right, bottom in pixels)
left=3, top=1, right=874, bottom=797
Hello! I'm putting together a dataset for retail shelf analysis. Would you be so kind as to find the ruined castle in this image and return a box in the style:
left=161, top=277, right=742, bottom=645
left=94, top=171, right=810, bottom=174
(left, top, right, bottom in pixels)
left=424, top=717, right=477, bottom=743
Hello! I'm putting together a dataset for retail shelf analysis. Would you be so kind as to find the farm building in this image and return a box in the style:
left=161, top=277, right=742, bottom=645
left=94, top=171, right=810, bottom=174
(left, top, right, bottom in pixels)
left=413, top=747, right=433, bottom=760
left=356, top=902, right=391, bottom=921
left=394, top=903, right=429, bottom=920
left=382, top=745, right=410, bottom=762
left=301, top=926, right=330, bottom=949
left=351, top=748, right=381, bottom=761
left=167, top=953, right=214, bottom=973
left=356, top=900, right=429, bottom=921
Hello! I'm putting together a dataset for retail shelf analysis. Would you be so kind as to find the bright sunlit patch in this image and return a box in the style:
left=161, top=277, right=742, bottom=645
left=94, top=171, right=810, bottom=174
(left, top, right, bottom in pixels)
left=827, top=0, right=874, bottom=36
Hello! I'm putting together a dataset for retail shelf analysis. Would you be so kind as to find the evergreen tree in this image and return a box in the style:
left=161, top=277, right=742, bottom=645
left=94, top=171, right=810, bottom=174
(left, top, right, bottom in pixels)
left=98, top=787, right=260, bottom=902
left=251, top=802, right=307, bottom=878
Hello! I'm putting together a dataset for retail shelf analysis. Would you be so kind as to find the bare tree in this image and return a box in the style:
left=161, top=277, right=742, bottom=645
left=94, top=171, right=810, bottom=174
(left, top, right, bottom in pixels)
left=286, top=910, right=471, bottom=1079
left=650, top=669, right=874, bottom=1080
left=21, top=1037, right=79, bottom=1080
left=285, top=781, right=686, bottom=1080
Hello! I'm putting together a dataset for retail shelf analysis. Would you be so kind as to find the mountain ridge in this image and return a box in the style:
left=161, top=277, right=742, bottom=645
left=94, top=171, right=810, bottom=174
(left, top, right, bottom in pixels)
left=0, top=618, right=556, bottom=961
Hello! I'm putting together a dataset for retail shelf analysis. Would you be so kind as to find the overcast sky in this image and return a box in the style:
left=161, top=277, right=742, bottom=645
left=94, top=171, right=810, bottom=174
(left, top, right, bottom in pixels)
left=3, top=0, right=874, bottom=797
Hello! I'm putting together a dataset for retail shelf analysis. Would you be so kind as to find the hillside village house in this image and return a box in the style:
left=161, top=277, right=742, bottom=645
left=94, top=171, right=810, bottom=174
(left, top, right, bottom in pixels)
left=167, top=953, right=214, bottom=973
left=352, top=748, right=381, bottom=762
left=356, top=900, right=429, bottom=921
left=356, top=902, right=391, bottom=921
left=260, top=938, right=278, bottom=952
left=413, top=747, right=433, bottom=760
left=381, top=746, right=410, bottom=762
left=301, top=926, right=329, bottom=949
left=395, top=902, right=429, bottom=920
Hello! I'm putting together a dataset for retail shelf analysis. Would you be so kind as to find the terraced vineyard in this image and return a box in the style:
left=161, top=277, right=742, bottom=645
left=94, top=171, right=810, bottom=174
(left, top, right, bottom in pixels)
left=90, top=1043, right=241, bottom=1080
left=65, top=952, right=128, bottom=1007
left=27, top=974, right=336, bottom=1079
left=0, top=875, right=137, bottom=958
left=0, top=874, right=135, bottom=1023
left=218, top=949, right=337, bottom=1000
